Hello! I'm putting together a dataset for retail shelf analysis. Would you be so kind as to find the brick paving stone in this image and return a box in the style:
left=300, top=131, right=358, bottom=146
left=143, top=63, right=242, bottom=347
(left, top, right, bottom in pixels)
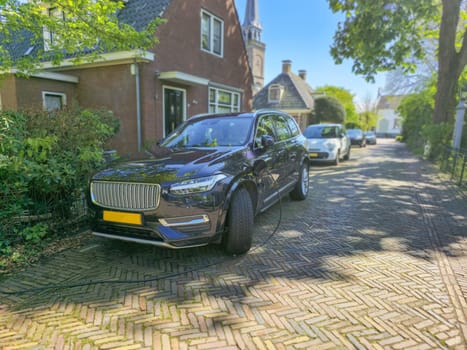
left=0, top=139, right=466, bottom=349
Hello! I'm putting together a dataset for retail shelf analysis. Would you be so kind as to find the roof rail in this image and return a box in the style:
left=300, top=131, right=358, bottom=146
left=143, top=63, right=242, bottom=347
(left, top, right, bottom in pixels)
left=253, top=108, right=287, bottom=116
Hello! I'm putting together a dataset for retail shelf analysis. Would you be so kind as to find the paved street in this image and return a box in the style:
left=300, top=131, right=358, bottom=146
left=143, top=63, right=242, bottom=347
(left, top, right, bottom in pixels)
left=0, top=139, right=466, bottom=350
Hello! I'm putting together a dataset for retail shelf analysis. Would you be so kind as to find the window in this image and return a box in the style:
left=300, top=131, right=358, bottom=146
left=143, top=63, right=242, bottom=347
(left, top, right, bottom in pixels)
left=209, top=87, right=240, bottom=113
left=272, top=115, right=291, bottom=141
left=201, top=10, right=223, bottom=56
left=255, top=116, right=276, bottom=148
left=285, top=116, right=300, bottom=137
left=268, top=84, right=284, bottom=103
left=43, top=92, right=66, bottom=111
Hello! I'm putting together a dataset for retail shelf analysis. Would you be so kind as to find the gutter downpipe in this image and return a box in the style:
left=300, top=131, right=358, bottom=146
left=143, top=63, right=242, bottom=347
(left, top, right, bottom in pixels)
left=134, top=59, right=142, bottom=152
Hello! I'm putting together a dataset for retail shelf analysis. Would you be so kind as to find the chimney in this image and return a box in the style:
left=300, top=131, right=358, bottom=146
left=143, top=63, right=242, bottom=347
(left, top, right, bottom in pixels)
left=298, top=70, right=307, bottom=81
left=282, top=60, right=292, bottom=74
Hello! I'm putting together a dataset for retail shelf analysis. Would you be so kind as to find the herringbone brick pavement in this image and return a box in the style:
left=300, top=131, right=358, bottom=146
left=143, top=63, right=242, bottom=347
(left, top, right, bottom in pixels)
left=0, top=139, right=465, bottom=349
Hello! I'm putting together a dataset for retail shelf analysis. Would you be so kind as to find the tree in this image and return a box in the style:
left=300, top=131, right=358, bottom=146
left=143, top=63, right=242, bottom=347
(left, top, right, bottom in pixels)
left=315, top=85, right=359, bottom=125
left=314, top=95, right=346, bottom=124
left=0, top=0, right=162, bottom=74
left=384, top=39, right=438, bottom=95
left=328, top=0, right=467, bottom=124
left=357, top=92, right=378, bottom=131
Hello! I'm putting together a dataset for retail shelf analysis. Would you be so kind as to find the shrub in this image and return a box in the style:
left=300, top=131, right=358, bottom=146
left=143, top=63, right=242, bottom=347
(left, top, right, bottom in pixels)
left=397, top=90, right=434, bottom=154
left=422, top=122, right=454, bottom=160
left=0, top=107, right=119, bottom=257
left=314, top=96, right=346, bottom=124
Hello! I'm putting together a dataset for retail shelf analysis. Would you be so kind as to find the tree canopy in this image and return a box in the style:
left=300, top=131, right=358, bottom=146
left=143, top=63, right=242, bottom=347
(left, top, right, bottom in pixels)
left=0, top=0, right=162, bottom=74
left=328, top=0, right=467, bottom=124
left=315, top=85, right=359, bottom=125
left=314, top=95, right=346, bottom=124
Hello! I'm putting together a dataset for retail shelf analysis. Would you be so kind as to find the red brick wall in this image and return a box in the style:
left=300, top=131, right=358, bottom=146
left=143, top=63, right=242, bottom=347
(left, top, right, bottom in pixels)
left=67, top=64, right=139, bottom=155
left=0, top=75, right=18, bottom=110
left=4, top=76, right=75, bottom=111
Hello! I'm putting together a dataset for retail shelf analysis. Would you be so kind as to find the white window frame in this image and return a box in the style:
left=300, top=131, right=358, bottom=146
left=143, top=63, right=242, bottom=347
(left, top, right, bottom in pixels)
left=209, top=87, right=241, bottom=113
left=42, top=91, right=66, bottom=111
left=162, top=85, right=187, bottom=137
left=268, top=84, right=284, bottom=103
left=43, top=6, right=64, bottom=51
left=200, top=10, right=224, bottom=57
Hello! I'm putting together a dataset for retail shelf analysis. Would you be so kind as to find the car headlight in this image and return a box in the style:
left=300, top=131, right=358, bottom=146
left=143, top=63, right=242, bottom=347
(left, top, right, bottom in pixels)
left=169, top=174, right=227, bottom=195
left=327, top=143, right=336, bottom=152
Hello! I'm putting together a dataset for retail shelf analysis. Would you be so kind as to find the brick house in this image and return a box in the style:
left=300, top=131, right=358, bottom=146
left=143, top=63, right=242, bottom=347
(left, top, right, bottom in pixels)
left=253, top=60, right=316, bottom=130
left=0, top=0, right=253, bottom=156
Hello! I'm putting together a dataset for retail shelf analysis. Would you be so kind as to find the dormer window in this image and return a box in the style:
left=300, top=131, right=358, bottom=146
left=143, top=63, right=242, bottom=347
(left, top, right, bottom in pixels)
left=201, top=10, right=224, bottom=57
left=268, top=84, right=284, bottom=103
left=43, top=7, right=64, bottom=51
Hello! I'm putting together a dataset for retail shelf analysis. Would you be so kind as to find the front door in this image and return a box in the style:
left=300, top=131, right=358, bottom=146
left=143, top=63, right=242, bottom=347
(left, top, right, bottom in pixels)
left=164, top=87, right=186, bottom=136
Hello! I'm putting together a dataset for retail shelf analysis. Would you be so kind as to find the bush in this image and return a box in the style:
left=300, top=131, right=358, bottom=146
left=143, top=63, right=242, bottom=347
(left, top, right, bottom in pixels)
left=422, top=122, right=454, bottom=160
left=0, top=107, right=119, bottom=258
left=314, top=96, right=346, bottom=124
left=397, top=90, right=434, bottom=154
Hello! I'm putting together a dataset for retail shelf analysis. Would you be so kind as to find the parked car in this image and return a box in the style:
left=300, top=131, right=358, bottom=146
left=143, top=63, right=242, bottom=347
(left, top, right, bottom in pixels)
left=347, top=129, right=367, bottom=147
left=88, top=111, right=310, bottom=255
left=303, top=123, right=351, bottom=165
left=364, top=131, right=377, bottom=145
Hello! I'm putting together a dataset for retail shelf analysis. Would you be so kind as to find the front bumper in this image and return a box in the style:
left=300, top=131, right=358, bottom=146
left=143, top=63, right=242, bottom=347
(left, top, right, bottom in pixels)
left=89, top=179, right=230, bottom=249
left=350, top=139, right=363, bottom=145
left=92, top=212, right=216, bottom=248
left=308, top=150, right=337, bottom=161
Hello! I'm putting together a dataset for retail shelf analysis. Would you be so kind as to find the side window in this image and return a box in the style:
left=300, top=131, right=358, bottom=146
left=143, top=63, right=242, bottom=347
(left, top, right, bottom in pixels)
left=272, top=115, right=291, bottom=141
left=286, top=116, right=300, bottom=137
left=255, top=116, right=275, bottom=148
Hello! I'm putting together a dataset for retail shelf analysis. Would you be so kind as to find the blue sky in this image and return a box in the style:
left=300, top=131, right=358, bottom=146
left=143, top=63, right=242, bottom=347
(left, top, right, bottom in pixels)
left=235, top=0, right=386, bottom=107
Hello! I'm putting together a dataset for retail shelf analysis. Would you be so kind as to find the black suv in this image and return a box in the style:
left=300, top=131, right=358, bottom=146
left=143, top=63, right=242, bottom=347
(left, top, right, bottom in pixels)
left=89, top=110, right=309, bottom=254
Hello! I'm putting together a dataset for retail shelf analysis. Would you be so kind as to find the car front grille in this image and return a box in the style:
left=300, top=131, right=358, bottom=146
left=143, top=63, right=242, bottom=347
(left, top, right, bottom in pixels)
left=91, top=181, right=161, bottom=211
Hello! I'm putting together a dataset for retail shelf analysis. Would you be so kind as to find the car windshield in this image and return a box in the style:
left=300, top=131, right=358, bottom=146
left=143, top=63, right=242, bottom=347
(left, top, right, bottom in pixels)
left=304, top=125, right=338, bottom=138
left=161, top=116, right=254, bottom=148
left=365, top=131, right=375, bottom=136
left=347, top=129, right=362, bottom=137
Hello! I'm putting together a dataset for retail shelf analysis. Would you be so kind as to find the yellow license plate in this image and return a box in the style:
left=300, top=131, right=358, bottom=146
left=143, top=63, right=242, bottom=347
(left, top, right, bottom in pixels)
left=309, top=152, right=318, bottom=157
left=103, top=211, right=142, bottom=225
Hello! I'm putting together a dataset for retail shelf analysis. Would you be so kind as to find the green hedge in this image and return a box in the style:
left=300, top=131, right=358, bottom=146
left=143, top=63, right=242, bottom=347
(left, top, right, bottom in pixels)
left=0, top=107, right=119, bottom=258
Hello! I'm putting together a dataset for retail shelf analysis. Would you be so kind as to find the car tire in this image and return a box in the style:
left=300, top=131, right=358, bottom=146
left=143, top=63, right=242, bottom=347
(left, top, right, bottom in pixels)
left=332, top=151, right=340, bottom=165
left=223, top=187, right=253, bottom=255
left=290, top=162, right=309, bottom=201
left=343, top=146, right=350, bottom=161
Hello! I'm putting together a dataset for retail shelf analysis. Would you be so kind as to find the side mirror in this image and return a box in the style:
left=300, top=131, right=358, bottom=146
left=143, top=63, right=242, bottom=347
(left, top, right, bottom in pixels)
left=261, top=135, right=275, bottom=148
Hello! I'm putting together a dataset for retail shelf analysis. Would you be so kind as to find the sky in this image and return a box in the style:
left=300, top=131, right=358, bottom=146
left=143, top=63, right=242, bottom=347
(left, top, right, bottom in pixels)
left=234, top=0, right=386, bottom=108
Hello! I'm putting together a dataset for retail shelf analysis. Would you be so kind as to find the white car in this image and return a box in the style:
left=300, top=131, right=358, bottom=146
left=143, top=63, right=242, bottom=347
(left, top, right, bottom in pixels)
left=303, top=123, right=351, bottom=165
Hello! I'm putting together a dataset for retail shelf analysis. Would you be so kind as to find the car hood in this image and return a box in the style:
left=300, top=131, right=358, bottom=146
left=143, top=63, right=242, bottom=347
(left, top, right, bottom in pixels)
left=92, top=146, right=245, bottom=184
left=306, top=138, right=338, bottom=150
